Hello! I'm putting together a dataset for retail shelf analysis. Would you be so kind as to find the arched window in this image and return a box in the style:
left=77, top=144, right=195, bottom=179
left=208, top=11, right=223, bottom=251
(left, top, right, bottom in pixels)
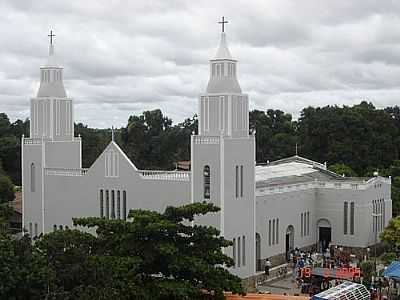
left=30, top=163, right=35, bottom=192
left=203, top=166, right=210, bottom=200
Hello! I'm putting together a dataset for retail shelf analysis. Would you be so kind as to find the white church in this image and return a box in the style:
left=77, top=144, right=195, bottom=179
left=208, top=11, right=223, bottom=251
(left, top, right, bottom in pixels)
left=22, top=26, right=392, bottom=280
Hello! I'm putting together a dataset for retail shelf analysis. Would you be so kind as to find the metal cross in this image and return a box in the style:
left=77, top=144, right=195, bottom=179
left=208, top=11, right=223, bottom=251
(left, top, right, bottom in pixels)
left=48, top=30, right=56, bottom=45
left=218, top=16, right=228, bottom=33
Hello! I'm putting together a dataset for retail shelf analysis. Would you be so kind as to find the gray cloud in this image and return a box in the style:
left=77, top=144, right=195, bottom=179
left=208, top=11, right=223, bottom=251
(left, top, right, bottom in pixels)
left=1, top=0, right=400, bottom=128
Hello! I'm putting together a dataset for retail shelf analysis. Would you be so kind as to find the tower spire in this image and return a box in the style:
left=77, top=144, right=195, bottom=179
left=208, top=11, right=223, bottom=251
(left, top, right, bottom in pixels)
left=206, top=18, right=240, bottom=93
left=47, top=30, right=56, bottom=59
left=36, top=30, right=67, bottom=98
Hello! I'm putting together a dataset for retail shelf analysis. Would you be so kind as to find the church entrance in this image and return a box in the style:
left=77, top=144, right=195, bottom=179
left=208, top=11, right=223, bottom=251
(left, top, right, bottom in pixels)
left=317, top=219, right=332, bottom=252
left=285, top=225, right=295, bottom=260
left=255, top=233, right=261, bottom=271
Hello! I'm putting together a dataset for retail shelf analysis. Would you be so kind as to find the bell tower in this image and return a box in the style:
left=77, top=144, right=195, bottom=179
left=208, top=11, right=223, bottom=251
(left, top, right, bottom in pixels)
left=191, top=19, right=255, bottom=278
left=22, top=31, right=81, bottom=238
left=31, top=30, right=73, bottom=141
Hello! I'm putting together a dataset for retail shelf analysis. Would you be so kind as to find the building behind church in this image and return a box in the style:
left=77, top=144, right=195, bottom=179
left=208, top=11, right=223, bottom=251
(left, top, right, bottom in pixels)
left=22, top=27, right=392, bottom=281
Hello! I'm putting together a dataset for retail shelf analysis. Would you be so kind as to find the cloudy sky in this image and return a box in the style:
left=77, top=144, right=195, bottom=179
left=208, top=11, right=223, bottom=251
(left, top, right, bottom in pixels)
left=1, top=0, right=400, bottom=128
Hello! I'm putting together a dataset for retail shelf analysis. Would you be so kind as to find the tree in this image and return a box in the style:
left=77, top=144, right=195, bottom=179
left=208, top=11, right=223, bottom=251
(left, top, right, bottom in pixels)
left=0, top=224, right=48, bottom=299
left=34, top=202, right=244, bottom=300
left=0, top=161, right=14, bottom=204
left=380, top=216, right=400, bottom=248
left=328, top=163, right=358, bottom=177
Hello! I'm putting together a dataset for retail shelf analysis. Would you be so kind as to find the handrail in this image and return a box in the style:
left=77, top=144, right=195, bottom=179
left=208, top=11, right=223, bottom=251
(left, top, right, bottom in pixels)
left=45, top=168, right=88, bottom=176
left=137, top=170, right=190, bottom=181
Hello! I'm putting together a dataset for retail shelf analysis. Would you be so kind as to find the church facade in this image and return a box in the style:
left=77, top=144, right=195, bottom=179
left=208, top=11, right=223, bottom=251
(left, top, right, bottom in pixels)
left=22, top=30, right=392, bottom=280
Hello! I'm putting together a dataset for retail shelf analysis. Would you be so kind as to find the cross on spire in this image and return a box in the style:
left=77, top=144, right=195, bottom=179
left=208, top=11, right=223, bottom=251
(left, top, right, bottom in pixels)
left=48, top=30, right=56, bottom=45
left=218, top=16, right=228, bottom=33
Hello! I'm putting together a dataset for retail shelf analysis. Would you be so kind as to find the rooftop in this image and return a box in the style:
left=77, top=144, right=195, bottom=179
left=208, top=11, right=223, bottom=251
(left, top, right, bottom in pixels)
left=256, top=155, right=366, bottom=188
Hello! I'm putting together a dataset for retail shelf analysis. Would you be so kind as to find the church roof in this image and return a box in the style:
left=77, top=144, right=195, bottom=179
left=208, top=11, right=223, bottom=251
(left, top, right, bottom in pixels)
left=255, top=155, right=358, bottom=188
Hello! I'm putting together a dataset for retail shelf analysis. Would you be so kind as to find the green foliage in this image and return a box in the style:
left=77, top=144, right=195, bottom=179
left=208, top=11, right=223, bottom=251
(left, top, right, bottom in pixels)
left=0, top=234, right=48, bottom=299
left=69, top=202, right=243, bottom=300
left=361, top=260, right=374, bottom=288
left=0, top=203, right=243, bottom=299
left=328, top=163, right=358, bottom=177
left=0, top=166, right=14, bottom=204
left=379, top=252, right=396, bottom=266
left=380, top=216, right=400, bottom=248
left=16, top=202, right=242, bottom=300
left=120, top=110, right=197, bottom=170
left=249, top=109, right=297, bottom=162
left=298, top=102, right=399, bottom=175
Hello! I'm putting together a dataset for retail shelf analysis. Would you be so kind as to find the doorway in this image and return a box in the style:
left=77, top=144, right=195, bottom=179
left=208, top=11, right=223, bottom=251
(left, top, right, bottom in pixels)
left=317, top=218, right=332, bottom=252
left=319, top=227, right=331, bottom=250
left=285, top=225, right=295, bottom=260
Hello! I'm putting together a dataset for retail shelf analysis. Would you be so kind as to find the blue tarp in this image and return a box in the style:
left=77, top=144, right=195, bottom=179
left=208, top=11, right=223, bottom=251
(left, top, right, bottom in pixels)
left=383, top=261, right=400, bottom=280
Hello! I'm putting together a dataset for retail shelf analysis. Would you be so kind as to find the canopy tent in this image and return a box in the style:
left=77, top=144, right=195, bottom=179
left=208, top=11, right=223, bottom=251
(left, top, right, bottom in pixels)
left=311, top=281, right=370, bottom=300
left=383, top=261, right=400, bottom=281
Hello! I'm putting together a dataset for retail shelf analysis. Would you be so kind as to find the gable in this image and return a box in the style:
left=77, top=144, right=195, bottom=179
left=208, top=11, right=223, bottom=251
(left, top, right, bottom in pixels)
left=86, top=141, right=138, bottom=178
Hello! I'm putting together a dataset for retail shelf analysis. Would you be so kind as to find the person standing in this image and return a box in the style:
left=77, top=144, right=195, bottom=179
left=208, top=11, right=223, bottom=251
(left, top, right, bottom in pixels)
left=265, top=258, right=271, bottom=277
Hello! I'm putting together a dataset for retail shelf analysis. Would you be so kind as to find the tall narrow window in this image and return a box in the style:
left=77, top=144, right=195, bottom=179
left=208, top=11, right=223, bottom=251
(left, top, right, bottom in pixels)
left=272, top=219, right=276, bottom=245
left=350, top=202, right=355, bottom=235
left=383, top=199, right=386, bottom=229
left=301, top=213, right=303, bottom=237
left=100, top=189, right=104, bottom=217
left=276, top=219, right=279, bottom=244
left=235, top=166, right=239, bottom=198
left=372, top=200, right=375, bottom=232
left=53, top=225, right=57, bottom=231
left=203, top=166, right=210, bottom=200
left=307, top=212, right=310, bottom=236
left=29, top=223, right=32, bottom=236
left=34, top=223, right=38, bottom=237
left=381, top=199, right=384, bottom=231
left=106, top=190, right=110, bottom=219
left=268, top=219, right=271, bottom=246
left=242, top=235, right=246, bottom=266
left=240, top=165, right=243, bottom=197
left=123, top=191, right=127, bottom=220
left=344, top=202, right=348, bottom=235
left=233, top=238, right=236, bottom=267
left=30, top=163, right=35, bottom=192
left=111, top=190, right=115, bottom=219
left=237, top=237, right=241, bottom=267
left=117, top=190, right=121, bottom=219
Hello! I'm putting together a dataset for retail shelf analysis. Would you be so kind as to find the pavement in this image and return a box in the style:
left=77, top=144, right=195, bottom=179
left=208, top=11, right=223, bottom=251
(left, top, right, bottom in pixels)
left=257, top=275, right=306, bottom=297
